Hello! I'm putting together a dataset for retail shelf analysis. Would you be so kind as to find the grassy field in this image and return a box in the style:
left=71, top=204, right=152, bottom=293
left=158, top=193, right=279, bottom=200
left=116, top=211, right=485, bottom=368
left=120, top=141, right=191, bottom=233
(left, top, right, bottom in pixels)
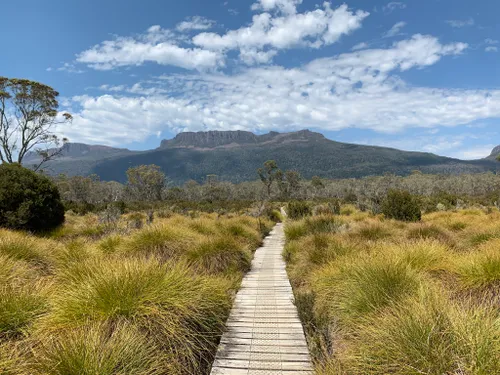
left=284, top=207, right=500, bottom=375
left=0, top=211, right=274, bottom=375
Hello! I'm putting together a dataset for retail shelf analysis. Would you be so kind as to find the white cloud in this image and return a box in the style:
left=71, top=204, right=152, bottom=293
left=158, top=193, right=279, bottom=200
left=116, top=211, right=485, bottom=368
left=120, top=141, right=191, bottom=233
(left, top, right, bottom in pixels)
left=176, top=16, right=215, bottom=32
left=351, top=42, right=368, bottom=51
left=485, top=46, right=498, bottom=53
left=193, top=3, right=369, bottom=64
left=446, top=18, right=474, bottom=28
left=76, top=26, right=224, bottom=71
left=251, top=0, right=303, bottom=15
left=60, top=34, right=500, bottom=149
left=485, top=38, right=499, bottom=45
left=383, top=21, right=406, bottom=38
left=383, top=2, right=406, bottom=14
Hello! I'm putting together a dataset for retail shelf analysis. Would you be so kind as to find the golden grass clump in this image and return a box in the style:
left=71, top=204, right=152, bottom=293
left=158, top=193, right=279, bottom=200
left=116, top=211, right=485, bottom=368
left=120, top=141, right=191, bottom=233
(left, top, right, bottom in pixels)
left=27, top=322, right=161, bottom=375
left=452, top=238, right=500, bottom=290
left=40, top=257, right=232, bottom=374
left=185, top=235, right=251, bottom=275
left=0, top=230, right=58, bottom=268
left=341, top=292, right=500, bottom=375
left=312, top=254, right=421, bottom=323
left=0, top=255, right=47, bottom=339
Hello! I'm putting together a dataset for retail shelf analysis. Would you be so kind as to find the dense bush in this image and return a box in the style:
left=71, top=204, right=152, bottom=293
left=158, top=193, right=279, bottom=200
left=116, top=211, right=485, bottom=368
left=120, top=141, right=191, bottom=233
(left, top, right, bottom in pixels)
left=0, top=164, right=64, bottom=232
left=382, top=190, right=422, bottom=222
left=287, top=200, right=312, bottom=220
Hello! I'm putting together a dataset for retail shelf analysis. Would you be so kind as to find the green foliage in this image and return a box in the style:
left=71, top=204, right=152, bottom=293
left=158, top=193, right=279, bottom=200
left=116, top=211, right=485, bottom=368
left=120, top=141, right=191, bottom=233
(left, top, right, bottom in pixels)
left=257, top=160, right=280, bottom=197
left=126, top=164, right=166, bottom=201
left=0, top=77, right=71, bottom=166
left=287, top=200, right=312, bottom=219
left=0, top=164, right=65, bottom=232
left=382, top=190, right=422, bottom=222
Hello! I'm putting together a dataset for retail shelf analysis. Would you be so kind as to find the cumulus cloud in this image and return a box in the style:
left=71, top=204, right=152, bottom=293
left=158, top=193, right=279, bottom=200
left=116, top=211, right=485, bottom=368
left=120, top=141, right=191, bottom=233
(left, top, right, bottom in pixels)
left=383, top=21, right=406, bottom=38
left=251, top=0, right=303, bottom=14
left=176, top=16, right=215, bottom=32
left=59, top=34, right=500, bottom=148
left=485, top=46, right=498, bottom=53
left=193, top=3, right=369, bottom=64
left=445, top=18, right=474, bottom=28
left=76, top=25, right=223, bottom=71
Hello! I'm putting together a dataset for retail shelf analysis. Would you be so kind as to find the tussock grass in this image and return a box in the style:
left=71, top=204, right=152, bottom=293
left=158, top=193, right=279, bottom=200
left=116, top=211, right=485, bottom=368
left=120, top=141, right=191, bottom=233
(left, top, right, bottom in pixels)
left=349, top=221, right=392, bottom=241
left=97, top=235, right=123, bottom=254
left=0, top=230, right=56, bottom=268
left=345, top=292, right=500, bottom=375
left=0, top=255, right=47, bottom=338
left=185, top=236, right=251, bottom=275
left=121, top=224, right=200, bottom=260
left=313, top=255, right=420, bottom=322
left=28, top=322, right=161, bottom=375
left=453, top=239, right=500, bottom=289
left=284, top=220, right=307, bottom=240
left=383, top=240, right=450, bottom=272
left=286, top=208, right=500, bottom=374
left=40, top=257, right=233, bottom=374
left=0, top=211, right=272, bottom=374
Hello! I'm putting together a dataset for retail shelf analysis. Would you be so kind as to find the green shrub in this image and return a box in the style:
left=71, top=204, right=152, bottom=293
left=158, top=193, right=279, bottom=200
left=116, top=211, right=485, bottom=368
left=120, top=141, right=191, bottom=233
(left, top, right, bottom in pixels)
left=287, top=200, right=311, bottom=220
left=0, top=164, right=65, bottom=232
left=382, top=190, right=422, bottom=222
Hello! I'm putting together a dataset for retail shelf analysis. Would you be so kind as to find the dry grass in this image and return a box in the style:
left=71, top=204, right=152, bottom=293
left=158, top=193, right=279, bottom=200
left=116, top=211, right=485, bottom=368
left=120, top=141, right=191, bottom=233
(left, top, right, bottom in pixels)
left=285, top=207, right=500, bottom=375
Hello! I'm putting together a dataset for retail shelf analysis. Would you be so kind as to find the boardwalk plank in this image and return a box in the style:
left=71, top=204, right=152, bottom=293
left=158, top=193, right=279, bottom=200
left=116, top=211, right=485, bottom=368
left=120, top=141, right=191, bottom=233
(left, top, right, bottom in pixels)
left=210, top=223, right=313, bottom=375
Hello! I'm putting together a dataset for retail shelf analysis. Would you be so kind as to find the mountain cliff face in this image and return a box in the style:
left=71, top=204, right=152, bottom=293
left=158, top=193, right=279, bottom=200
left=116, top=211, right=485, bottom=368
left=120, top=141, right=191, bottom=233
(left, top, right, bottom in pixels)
left=159, top=129, right=323, bottom=149
left=31, top=130, right=500, bottom=183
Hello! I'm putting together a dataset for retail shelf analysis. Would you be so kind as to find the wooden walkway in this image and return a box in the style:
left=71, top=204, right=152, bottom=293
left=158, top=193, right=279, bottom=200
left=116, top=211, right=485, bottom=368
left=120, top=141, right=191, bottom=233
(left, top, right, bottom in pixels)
left=210, top=223, right=314, bottom=375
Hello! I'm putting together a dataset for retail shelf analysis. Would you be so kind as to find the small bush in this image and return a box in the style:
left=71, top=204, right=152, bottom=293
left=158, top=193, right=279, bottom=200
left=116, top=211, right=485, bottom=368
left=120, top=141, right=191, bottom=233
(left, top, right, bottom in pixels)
left=382, top=190, right=422, bottom=222
left=268, top=209, right=283, bottom=222
left=0, top=164, right=65, bottom=232
left=287, top=200, right=312, bottom=220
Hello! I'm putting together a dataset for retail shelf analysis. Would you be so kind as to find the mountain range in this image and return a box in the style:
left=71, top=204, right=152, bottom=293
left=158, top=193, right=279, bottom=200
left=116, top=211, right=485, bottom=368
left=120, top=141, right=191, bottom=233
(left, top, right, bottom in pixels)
left=24, top=130, right=500, bottom=183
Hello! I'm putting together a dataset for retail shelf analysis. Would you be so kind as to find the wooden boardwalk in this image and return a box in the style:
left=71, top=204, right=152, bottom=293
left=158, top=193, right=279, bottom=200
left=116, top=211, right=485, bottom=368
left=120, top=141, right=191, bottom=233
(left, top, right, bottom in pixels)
left=210, top=223, right=314, bottom=375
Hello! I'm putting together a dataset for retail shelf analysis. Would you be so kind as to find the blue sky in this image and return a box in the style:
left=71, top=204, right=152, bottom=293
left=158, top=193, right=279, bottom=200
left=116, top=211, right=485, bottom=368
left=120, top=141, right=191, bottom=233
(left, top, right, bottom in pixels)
left=2, top=0, right=499, bottom=159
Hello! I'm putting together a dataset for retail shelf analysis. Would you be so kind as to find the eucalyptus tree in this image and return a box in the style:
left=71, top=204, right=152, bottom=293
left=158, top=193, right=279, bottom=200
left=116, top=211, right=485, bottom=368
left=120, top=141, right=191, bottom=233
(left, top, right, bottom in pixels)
left=0, top=77, right=72, bottom=170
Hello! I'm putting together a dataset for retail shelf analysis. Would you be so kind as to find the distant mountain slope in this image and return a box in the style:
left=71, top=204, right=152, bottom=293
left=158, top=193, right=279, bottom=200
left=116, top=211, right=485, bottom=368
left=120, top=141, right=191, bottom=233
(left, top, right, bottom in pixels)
left=24, top=143, right=138, bottom=176
left=32, top=130, right=500, bottom=183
